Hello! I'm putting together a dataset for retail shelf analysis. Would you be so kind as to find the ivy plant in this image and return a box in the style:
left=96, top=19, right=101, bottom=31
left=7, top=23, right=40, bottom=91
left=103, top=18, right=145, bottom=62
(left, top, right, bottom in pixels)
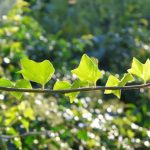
left=0, top=54, right=150, bottom=102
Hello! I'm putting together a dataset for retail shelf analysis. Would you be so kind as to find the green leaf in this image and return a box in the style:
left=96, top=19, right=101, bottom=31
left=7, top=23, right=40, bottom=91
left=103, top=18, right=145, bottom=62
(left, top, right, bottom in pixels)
left=6, top=127, right=18, bottom=135
left=104, top=75, right=120, bottom=98
left=0, top=78, right=32, bottom=99
left=128, top=57, right=143, bottom=78
left=71, top=54, right=101, bottom=85
left=53, top=81, right=74, bottom=102
left=128, top=57, right=150, bottom=82
left=77, top=130, right=89, bottom=141
left=0, top=78, right=14, bottom=87
left=13, top=137, right=22, bottom=150
left=11, top=79, right=32, bottom=100
left=53, top=81, right=71, bottom=90
left=105, top=73, right=134, bottom=98
left=66, top=79, right=88, bottom=103
left=19, top=57, right=55, bottom=87
left=119, top=73, right=134, bottom=86
left=143, top=59, right=150, bottom=82
left=23, top=107, right=35, bottom=120
left=53, top=80, right=88, bottom=103
left=20, top=119, right=29, bottom=131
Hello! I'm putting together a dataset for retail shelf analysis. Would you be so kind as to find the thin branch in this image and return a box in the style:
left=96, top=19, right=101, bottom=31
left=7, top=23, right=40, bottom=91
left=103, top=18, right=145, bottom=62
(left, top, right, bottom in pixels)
left=0, top=83, right=149, bottom=94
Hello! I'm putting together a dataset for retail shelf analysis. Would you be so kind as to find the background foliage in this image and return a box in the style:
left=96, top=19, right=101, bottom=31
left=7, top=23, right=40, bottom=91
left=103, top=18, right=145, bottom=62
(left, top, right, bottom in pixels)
left=0, top=0, right=150, bottom=149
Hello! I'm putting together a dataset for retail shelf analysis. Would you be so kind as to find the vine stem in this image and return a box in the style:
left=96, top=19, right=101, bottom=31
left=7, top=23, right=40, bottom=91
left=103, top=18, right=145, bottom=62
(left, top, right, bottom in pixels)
left=0, top=83, right=149, bottom=94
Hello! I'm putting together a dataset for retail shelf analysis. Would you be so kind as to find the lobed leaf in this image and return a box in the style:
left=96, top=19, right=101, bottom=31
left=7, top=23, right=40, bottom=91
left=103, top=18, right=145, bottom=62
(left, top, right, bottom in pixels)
left=104, top=75, right=120, bottom=98
left=53, top=80, right=88, bottom=103
left=66, top=79, right=88, bottom=103
left=11, top=79, right=32, bottom=100
left=143, top=59, right=150, bottom=82
left=53, top=81, right=71, bottom=90
left=128, top=57, right=150, bottom=82
left=119, top=73, right=134, bottom=86
left=71, top=54, right=101, bottom=85
left=105, top=73, right=134, bottom=98
left=0, top=78, right=14, bottom=87
left=0, top=78, right=32, bottom=99
left=19, top=57, right=55, bottom=87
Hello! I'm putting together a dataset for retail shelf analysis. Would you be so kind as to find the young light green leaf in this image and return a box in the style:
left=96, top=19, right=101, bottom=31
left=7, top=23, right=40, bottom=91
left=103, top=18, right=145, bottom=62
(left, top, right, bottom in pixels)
left=104, top=75, right=120, bottom=98
left=0, top=78, right=32, bottom=99
left=105, top=73, right=134, bottom=98
left=53, top=81, right=74, bottom=102
left=66, top=79, right=88, bottom=103
left=128, top=57, right=150, bottom=82
left=53, top=80, right=88, bottom=103
left=119, top=73, right=134, bottom=86
left=20, top=119, right=29, bottom=131
left=71, top=54, right=101, bottom=85
left=23, top=107, right=35, bottom=120
left=0, top=78, right=14, bottom=87
left=11, top=79, right=32, bottom=100
left=143, top=59, right=150, bottom=82
left=19, top=58, right=55, bottom=87
left=128, top=57, right=143, bottom=78
left=53, top=81, right=71, bottom=90
left=91, top=57, right=99, bottom=65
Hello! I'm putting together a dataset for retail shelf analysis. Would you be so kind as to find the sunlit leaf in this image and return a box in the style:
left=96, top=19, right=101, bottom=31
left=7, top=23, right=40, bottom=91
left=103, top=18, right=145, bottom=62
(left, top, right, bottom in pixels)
left=66, top=79, right=88, bottom=103
left=0, top=78, right=14, bottom=87
left=128, top=57, right=150, bottom=82
left=54, top=81, right=74, bottom=102
left=53, top=81, right=71, bottom=90
left=104, top=75, right=120, bottom=98
left=23, top=107, right=35, bottom=120
left=6, top=127, right=18, bottom=135
left=143, top=59, right=150, bottom=82
left=19, top=57, right=55, bottom=87
left=54, top=80, right=88, bottom=103
left=11, top=79, right=32, bottom=100
left=128, top=57, right=143, bottom=78
left=5, top=107, right=17, bottom=126
left=119, top=73, right=134, bottom=86
left=105, top=73, right=134, bottom=98
left=20, top=119, right=30, bottom=131
left=71, top=54, right=101, bottom=85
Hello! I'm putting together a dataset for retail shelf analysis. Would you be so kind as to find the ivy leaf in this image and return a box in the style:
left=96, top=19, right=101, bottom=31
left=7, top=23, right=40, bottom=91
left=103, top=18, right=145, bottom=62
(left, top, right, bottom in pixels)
left=53, top=80, right=88, bottom=103
left=53, top=80, right=73, bottom=102
left=128, top=57, right=143, bottom=78
left=53, top=81, right=71, bottom=90
left=66, top=79, right=88, bottom=103
left=105, top=73, right=134, bottom=98
left=0, top=78, right=32, bottom=99
left=143, top=59, right=150, bottom=82
left=104, top=75, right=120, bottom=98
left=71, top=54, right=101, bottom=85
left=11, top=79, right=32, bottom=100
left=23, top=107, right=35, bottom=120
left=19, top=58, right=55, bottom=87
left=20, top=119, right=30, bottom=131
left=119, top=73, right=134, bottom=86
left=0, top=78, right=14, bottom=87
left=128, top=57, right=150, bottom=82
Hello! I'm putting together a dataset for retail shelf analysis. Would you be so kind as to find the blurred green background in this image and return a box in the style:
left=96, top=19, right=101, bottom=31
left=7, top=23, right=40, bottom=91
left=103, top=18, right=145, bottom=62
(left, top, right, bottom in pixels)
left=0, top=0, right=150, bottom=149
